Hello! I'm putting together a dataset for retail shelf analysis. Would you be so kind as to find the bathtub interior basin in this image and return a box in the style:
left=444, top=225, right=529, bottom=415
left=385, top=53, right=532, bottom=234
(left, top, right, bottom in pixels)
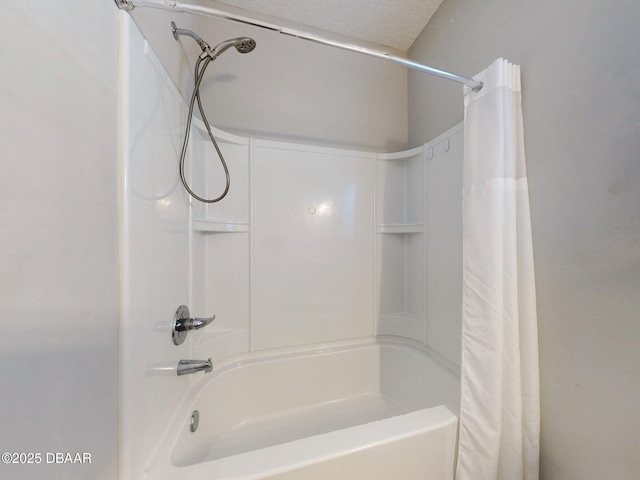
left=149, top=337, right=460, bottom=480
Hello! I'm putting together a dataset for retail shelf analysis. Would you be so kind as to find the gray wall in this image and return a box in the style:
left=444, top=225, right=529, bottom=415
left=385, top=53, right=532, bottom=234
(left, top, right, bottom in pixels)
left=131, top=8, right=408, bottom=152
left=408, top=1, right=640, bottom=479
left=0, top=2, right=119, bottom=480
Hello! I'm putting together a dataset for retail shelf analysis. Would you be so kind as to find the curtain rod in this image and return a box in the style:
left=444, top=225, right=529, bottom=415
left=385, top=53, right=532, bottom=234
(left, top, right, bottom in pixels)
left=115, top=0, right=483, bottom=92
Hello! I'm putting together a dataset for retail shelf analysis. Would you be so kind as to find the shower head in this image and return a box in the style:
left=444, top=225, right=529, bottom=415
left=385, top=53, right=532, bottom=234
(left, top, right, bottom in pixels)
left=171, top=22, right=256, bottom=58
left=211, top=37, right=257, bottom=57
left=235, top=38, right=257, bottom=54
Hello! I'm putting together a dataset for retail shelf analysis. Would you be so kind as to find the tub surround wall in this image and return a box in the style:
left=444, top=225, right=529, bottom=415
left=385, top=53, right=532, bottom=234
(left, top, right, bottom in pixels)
left=408, top=0, right=640, bottom=478
left=118, top=17, right=192, bottom=480
left=375, top=127, right=464, bottom=367
left=252, top=144, right=375, bottom=350
left=424, top=126, right=463, bottom=366
left=120, top=16, right=464, bottom=478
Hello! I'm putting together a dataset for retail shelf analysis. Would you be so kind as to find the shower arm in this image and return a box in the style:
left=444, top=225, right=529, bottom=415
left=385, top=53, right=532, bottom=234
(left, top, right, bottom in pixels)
left=171, top=21, right=211, bottom=52
left=115, top=0, right=483, bottom=92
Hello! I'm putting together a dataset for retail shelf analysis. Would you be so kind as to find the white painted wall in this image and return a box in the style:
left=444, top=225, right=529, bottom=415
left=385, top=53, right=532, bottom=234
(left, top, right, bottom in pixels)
left=0, top=2, right=119, bottom=479
left=408, top=1, right=640, bottom=478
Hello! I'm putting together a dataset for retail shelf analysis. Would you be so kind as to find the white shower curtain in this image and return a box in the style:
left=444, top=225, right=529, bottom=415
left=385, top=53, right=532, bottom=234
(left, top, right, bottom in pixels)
left=456, top=58, right=540, bottom=480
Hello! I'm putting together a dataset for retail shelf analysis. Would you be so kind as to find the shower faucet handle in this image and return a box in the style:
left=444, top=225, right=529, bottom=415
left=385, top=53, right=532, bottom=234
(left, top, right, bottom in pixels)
left=171, top=305, right=216, bottom=346
left=175, top=313, right=216, bottom=331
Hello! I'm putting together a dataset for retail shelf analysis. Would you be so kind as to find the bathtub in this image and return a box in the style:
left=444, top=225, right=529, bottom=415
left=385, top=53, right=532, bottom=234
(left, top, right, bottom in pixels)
left=144, top=337, right=460, bottom=480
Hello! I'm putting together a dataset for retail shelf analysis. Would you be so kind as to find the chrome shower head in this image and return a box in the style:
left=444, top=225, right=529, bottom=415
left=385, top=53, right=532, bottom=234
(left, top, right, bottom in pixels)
left=171, top=22, right=256, bottom=58
left=234, top=38, right=257, bottom=54
left=211, top=37, right=257, bottom=57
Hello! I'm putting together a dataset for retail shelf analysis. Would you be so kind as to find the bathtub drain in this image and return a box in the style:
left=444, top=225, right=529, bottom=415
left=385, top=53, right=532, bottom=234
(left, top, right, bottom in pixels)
left=190, top=410, right=199, bottom=433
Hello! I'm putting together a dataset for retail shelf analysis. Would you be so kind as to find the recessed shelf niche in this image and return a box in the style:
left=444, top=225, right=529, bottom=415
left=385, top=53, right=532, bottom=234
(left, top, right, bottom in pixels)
left=375, top=147, right=426, bottom=343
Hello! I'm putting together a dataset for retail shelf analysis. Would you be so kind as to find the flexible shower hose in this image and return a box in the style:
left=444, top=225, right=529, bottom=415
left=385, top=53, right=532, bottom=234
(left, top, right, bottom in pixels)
left=178, top=54, right=230, bottom=203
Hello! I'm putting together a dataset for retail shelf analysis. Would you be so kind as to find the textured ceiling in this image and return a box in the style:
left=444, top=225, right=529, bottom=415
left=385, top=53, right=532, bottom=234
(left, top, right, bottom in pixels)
left=214, top=0, right=445, bottom=52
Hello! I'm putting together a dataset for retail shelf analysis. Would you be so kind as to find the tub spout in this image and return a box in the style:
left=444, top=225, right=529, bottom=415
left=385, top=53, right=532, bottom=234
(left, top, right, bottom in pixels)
left=177, top=358, right=213, bottom=376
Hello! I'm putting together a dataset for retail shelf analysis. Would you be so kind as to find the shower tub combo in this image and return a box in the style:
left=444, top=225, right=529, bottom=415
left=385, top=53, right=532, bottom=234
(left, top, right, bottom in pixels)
left=145, top=338, right=459, bottom=480
left=119, top=9, right=464, bottom=480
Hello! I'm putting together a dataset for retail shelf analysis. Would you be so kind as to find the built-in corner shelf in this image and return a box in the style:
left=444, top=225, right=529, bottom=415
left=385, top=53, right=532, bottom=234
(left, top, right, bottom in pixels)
left=375, top=146, right=425, bottom=236
left=376, top=145, right=425, bottom=162
left=377, top=312, right=426, bottom=341
left=376, top=223, right=424, bottom=234
left=375, top=145, right=426, bottom=344
left=192, top=219, right=250, bottom=233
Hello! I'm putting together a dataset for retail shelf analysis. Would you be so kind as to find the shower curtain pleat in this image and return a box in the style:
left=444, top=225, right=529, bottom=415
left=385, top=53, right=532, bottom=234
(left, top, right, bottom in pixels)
left=456, top=58, right=540, bottom=480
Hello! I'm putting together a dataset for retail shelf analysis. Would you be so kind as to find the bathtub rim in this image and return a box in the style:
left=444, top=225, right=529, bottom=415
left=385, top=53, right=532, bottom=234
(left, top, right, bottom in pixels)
left=148, top=406, right=458, bottom=480
left=190, top=335, right=460, bottom=389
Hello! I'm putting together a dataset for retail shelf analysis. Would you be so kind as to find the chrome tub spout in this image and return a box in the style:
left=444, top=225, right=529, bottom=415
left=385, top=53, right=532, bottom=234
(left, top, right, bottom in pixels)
left=177, top=358, right=213, bottom=376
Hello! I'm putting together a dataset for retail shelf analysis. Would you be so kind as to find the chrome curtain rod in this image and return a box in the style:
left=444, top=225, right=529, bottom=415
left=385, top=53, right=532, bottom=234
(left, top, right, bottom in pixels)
left=115, top=0, right=483, bottom=92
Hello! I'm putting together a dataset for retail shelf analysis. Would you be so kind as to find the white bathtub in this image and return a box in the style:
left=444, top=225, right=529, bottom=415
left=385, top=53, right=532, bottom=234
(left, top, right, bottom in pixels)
left=145, top=337, right=460, bottom=480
